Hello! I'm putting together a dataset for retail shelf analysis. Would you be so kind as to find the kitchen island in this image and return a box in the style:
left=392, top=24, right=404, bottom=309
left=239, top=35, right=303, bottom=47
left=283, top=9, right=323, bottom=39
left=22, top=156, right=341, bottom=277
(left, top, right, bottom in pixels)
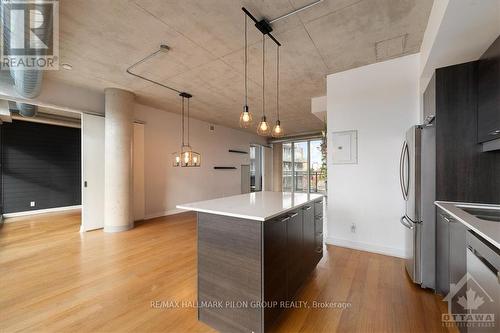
left=177, top=191, right=324, bottom=333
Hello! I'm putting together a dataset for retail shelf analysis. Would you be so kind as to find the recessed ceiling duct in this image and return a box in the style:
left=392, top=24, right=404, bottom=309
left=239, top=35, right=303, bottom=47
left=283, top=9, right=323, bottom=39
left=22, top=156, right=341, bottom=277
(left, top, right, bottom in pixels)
left=16, top=102, right=38, bottom=117
left=1, top=1, right=50, bottom=117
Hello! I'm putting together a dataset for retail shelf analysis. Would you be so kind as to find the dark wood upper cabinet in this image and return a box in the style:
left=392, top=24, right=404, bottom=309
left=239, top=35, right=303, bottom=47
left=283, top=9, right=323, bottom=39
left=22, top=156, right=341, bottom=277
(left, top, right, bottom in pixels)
left=477, top=35, right=500, bottom=143
left=436, top=61, right=500, bottom=204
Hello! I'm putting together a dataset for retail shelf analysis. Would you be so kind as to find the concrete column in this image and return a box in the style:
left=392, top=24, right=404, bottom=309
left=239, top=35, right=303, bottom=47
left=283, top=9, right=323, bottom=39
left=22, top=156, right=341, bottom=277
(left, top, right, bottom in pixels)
left=104, top=88, right=135, bottom=233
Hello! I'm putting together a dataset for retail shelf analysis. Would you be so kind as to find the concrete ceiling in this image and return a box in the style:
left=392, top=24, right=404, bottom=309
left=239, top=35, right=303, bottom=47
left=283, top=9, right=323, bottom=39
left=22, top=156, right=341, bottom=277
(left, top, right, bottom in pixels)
left=47, top=0, right=433, bottom=135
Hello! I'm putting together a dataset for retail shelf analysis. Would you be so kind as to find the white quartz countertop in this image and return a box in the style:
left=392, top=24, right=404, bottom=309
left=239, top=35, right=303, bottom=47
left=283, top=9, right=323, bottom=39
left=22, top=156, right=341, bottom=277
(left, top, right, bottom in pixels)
left=177, top=191, right=324, bottom=221
left=435, top=201, right=500, bottom=249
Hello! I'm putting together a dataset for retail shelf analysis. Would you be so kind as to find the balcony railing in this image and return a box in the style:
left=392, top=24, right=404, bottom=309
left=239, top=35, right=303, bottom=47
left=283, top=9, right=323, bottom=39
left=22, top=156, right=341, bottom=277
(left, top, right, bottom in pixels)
left=282, top=171, right=326, bottom=193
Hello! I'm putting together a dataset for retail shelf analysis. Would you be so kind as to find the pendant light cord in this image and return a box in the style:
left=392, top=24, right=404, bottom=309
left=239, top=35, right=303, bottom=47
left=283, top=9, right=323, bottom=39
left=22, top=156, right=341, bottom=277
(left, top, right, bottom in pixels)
left=262, top=34, right=265, bottom=117
left=187, top=98, right=190, bottom=146
left=181, top=96, right=185, bottom=146
left=277, top=45, right=280, bottom=121
left=244, top=14, right=248, bottom=106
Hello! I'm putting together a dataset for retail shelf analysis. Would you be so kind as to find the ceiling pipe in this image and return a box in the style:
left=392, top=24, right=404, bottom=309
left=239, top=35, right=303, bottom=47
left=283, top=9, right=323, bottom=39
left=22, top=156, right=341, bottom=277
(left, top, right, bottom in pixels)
left=16, top=102, right=38, bottom=117
left=268, top=131, right=323, bottom=144
left=269, top=0, right=324, bottom=24
left=11, top=113, right=81, bottom=128
left=1, top=0, right=51, bottom=117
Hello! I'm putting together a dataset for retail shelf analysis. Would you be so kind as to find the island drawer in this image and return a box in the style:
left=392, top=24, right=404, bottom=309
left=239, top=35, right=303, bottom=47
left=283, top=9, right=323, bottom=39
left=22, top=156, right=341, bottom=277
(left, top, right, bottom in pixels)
left=314, top=200, right=323, bottom=217
left=315, top=216, right=323, bottom=234
left=315, top=233, right=323, bottom=248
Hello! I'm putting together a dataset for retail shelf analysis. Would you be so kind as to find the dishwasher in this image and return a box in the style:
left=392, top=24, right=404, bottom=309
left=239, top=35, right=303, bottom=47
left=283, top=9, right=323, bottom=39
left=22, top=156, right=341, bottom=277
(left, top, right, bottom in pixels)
left=466, top=231, right=499, bottom=333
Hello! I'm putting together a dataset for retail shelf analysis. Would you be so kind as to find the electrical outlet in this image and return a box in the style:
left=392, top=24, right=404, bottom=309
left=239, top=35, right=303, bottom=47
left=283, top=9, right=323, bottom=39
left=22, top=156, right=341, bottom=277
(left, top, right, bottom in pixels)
left=350, top=223, right=356, bottom=233
left=30, top=201, right=36, bottom=207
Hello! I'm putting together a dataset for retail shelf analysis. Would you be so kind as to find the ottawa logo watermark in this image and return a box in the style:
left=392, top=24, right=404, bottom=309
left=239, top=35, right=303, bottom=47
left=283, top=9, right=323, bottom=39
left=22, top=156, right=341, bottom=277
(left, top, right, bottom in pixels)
left=442, top=272, right=497, bottom=330
left=1, top=0, right=59, bottom=70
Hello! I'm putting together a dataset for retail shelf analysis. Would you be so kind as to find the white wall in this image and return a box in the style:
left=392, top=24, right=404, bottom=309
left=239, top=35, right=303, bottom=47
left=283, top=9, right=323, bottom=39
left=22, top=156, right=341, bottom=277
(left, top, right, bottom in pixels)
left=134, top=104, right=267, bottom=219
left=326, top=54, right=420, bottom=258
left=419, top=0, right=500, bottom=106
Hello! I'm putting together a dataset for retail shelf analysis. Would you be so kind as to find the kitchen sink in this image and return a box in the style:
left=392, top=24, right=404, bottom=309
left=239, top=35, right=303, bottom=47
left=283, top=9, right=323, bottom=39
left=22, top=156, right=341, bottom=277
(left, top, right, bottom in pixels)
left=457, top=206, right=500, bottom=222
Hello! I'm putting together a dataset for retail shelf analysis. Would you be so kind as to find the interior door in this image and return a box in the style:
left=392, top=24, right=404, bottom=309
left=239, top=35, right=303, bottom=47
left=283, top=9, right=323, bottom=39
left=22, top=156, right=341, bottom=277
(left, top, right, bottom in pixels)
left=81, top=113, right=105, bottom=231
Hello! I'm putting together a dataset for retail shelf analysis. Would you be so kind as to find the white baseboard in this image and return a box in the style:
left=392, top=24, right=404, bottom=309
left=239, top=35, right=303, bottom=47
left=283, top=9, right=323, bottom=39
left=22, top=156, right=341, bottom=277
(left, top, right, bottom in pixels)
left=3, top=205, right=82, bottom=219
left=144, top=208, right=188, bottom=220
left=104, top=223, right=134, bottom=233
left=325, top=236, right=406, bottom=259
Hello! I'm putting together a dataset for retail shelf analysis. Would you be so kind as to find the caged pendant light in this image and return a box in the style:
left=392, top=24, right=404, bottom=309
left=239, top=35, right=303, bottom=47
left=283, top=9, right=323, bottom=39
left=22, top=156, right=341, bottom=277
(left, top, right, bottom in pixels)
left=257, top=35, right=271, bottom=136
left=172, top=93, right=201, bottom=167
left=272, top=45, right=284, bottom=138
left=239, top=14, right=253, bottom=128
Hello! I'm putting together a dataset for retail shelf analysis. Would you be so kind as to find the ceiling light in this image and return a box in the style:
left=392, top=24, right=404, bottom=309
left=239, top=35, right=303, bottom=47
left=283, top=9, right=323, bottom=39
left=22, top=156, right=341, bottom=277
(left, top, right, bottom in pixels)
left=172, top=93, right=201, bottom=167
left=272, top=45, right=284, bottom=138
left=257, top=35, right=271, bottom=136
left=61, top=63, right=73, bottom=70
left=239, top=14, right=253, bottom=128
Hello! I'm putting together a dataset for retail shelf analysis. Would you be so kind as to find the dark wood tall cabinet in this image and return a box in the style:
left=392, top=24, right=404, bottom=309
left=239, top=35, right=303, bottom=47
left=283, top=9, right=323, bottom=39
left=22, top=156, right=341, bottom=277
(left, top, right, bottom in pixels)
left=435, top=61, right=500, bottom=204
left=477, top=36, right=500, bottom=143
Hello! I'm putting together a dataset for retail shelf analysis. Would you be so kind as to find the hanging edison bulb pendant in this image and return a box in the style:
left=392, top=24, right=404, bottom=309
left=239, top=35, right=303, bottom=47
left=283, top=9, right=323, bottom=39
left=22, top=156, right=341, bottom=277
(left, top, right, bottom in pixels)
left=239, top=105, right=253, bottom=128
left=179, top=145, right=201, bottom=167
left=172, top=152, right=181, bottom=167
left=272, top=120, right=284, bottom=138
left=257, top=115, right=271, bottom=136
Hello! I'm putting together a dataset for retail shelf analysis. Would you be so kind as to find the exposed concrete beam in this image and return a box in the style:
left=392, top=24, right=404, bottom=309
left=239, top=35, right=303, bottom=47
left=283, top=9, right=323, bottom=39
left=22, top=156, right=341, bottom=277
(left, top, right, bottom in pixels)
left=0, top=76, right=104, bottom=116
left=0, top=99, right=12, bottom=122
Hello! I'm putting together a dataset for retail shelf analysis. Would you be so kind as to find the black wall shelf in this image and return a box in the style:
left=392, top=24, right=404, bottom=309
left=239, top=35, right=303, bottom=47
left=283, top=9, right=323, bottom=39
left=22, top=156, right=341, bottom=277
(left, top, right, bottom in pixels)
left=214, top=167, right=237, bottom=170
left=228, top=149, right=248, bottom=154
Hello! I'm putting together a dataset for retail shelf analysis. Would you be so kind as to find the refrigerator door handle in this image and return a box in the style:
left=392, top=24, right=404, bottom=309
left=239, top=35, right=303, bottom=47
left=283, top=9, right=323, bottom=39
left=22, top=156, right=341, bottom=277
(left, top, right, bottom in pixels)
left=399, top=141, right=409, bottom=201
left=400, top=215, right=414, bottom=229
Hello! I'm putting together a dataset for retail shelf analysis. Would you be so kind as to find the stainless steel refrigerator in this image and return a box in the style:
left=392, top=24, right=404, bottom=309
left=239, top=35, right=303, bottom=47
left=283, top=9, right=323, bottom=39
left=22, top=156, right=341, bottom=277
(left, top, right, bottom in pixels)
left=399, top=124, right=435, bottom=289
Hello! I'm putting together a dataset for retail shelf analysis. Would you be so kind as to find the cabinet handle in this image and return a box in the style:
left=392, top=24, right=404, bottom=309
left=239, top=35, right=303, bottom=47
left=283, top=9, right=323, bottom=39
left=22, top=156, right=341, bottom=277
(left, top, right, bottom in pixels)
left=303, top=206, right=312, bottom=210
left=488, top=129, right=500, bottom=136
left=289, top=212, right=299, bottom=218
left=315, top=248, right=323, bottom=253
left=442, top=216, right=456, bottom=223
left=281, top=217, right=290, bottom=222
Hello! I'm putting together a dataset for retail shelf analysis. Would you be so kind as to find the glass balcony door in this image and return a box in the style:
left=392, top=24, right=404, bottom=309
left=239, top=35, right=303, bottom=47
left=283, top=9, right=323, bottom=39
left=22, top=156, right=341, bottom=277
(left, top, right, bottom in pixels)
left=293, top=141, right=308, bottom=192
left=282, top=139, right=326, bottom=194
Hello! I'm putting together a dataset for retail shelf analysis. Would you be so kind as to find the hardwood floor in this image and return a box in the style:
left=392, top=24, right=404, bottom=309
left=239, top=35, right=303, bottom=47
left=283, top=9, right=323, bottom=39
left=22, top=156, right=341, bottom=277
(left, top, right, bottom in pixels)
left=0, top=211, right=456, bottom=333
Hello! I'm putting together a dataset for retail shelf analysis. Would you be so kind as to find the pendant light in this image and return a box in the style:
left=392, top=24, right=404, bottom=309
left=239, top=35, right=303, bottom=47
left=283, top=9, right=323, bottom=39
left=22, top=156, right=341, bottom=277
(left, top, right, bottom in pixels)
left=257, top=35, right=271, bottom=136
left=172, top=93, right=201, bottom=167
left=272, top=45, right=284, bottom=138
left=239, top=14, right=253, bottom=128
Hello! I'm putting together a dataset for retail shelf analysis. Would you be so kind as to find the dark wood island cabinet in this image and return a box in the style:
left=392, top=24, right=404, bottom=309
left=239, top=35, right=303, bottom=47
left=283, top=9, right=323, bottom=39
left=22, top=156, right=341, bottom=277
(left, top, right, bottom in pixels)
left=178, top=192, right=324, bottom=332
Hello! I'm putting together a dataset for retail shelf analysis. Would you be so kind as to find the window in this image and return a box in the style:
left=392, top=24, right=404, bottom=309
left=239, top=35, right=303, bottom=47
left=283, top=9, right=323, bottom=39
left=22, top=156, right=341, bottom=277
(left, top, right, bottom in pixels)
left=293, top=141, right=308, bottom=192
left=282, top=139, right=326, bottom=193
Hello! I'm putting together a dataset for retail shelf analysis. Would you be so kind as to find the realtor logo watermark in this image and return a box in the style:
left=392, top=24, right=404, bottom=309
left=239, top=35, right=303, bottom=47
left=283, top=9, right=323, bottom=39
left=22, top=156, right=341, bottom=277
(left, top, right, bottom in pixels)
left=1, top=0, right=59, bottom=70
left=442, top=273, right=497, bottom=330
